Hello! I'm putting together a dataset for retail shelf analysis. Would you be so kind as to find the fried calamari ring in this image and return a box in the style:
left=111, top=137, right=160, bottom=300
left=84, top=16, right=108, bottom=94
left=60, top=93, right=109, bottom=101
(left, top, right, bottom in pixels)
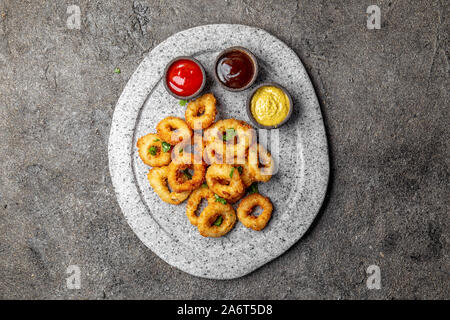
left=168, top=162, right=206, bottom=192
left=204, top=119, right=255, bottom=158
left=198, top=202, right=237, bottom=237
left=204, top=120, right=255, bottom=165
left=137, top=133, right=172, bottom=167
left=203, top=141, right=226, bottom=165
left=203, top=140, right=248, bottom=165
left=185, top=93, right=217, bottom=130
left=191, top=133, right=206, bottom=163
left=235, top=161, right=254, bottom=188
left=171, top=134, right=205, bottom=165
left=156, top=116, right=192, bottom=145
left=248, top=144, right=274, bottom=182
left=237, top=193, right=273, bottom=231
left=225, top=189, right=246, bottom=204
left=147, top=166, right=190, bottom=204
left=185, top=186, right=215, bottom=226
left=205, top=164, right=245, bottom=200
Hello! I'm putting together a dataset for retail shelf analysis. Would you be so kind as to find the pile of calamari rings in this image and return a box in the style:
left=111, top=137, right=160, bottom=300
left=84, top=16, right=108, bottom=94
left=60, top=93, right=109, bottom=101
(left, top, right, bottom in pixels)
left=137, top=93, right=274, bottom=237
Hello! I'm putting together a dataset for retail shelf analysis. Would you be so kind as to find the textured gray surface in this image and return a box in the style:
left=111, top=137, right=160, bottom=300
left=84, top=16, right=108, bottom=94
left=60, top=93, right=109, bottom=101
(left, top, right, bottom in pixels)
left=0, top=0, right=448, bottom=299
left=109, top=24, right=328, bottom=279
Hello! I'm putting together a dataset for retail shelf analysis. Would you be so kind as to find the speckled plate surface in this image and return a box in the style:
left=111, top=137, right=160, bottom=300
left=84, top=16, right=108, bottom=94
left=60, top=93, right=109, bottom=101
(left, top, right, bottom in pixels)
left=108, top=24, right=329, bottom=279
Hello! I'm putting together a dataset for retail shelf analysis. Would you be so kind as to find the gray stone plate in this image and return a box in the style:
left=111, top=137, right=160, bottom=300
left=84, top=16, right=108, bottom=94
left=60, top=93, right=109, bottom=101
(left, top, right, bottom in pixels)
left=108, top=24, right=329, bottom=279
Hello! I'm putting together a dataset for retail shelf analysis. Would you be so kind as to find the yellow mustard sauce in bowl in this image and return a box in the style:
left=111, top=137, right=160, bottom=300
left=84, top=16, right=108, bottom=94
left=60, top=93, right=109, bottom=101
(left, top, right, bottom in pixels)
left=250, top=85, right=291, bottom=127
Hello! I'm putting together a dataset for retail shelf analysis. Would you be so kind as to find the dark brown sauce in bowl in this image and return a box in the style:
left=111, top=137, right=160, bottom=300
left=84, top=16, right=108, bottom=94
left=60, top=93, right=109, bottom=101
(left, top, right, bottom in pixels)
left=215, top=47, right=258, bottom=91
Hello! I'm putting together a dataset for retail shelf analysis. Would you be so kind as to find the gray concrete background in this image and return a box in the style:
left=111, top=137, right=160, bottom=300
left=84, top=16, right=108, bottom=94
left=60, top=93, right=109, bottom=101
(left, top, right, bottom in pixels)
left=0, top=0, right=448, bottom=299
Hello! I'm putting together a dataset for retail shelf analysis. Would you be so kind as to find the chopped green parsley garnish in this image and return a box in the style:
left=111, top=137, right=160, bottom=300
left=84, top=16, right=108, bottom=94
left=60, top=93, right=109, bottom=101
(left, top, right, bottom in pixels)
left=148, top=146, right=157, bottom=156
left=161, top=142, right=171, bottom=153
left=229, top=167, right=235, bottom=178
left=248, top=183, right=258, bottom=194
left=223, top=128, right=236, bottom=141
left=182, top=169, right=192, bottom=180
left=214, top=194, right=227, bottom=204
left=213, top=216, right=223, bottom=226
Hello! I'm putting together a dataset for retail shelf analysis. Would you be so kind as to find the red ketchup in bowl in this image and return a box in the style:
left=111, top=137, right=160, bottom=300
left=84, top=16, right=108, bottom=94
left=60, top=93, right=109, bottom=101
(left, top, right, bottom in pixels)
left=166, top=59, right=204, bottom=97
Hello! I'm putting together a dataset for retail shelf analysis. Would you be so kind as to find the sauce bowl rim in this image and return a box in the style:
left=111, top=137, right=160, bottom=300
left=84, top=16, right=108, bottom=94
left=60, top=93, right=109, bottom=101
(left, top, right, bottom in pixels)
left=163, top=56, right=206, bottom=100
left=245, top=82, right=293, bottom=129
left=214, top=46, right=259, bottom=92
